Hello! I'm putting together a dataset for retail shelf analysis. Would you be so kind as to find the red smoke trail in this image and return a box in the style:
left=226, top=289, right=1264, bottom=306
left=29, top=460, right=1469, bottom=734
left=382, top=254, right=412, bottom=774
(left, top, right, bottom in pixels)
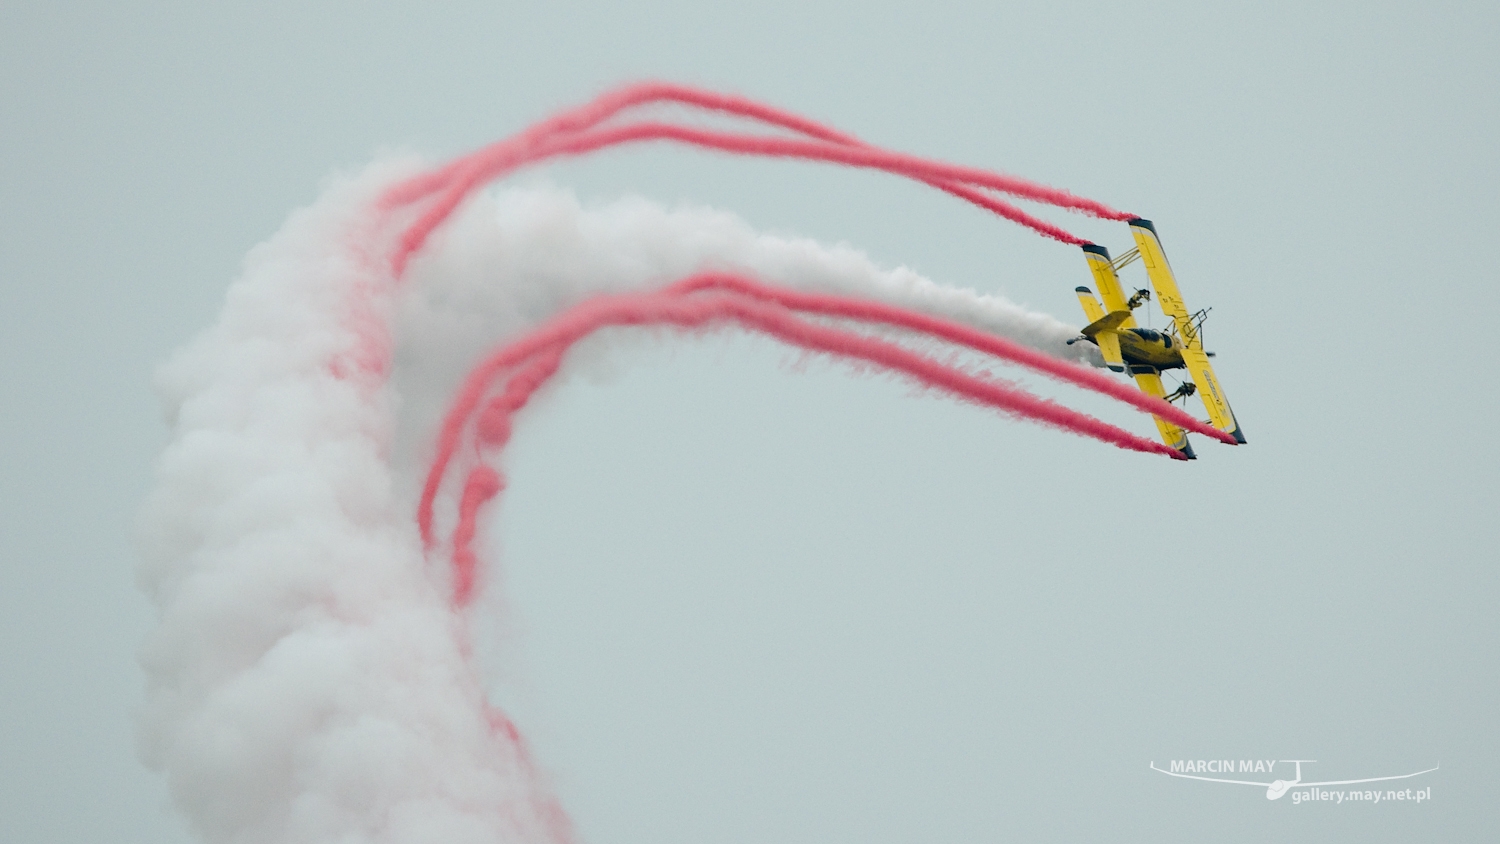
left=662, top=274, right=1237, bottom=445
left=419, top=281, right=1187, bottom=600
left=391, top=122, right=1097, bottom=272
left=382, top=82, right=1088, bottom=258
left=381, top=83, right=1135, bottom=273
left=382, top=81, right=864, bottom=209
left=450, top=345, right=567, bottom=606
left=376, top=85, right=1185, bottom=606
left=510, top=83, right=1130, bottom=241
left=379, top=80, right=1109, bottom=217
left=517, top=81, right=864, bottom=148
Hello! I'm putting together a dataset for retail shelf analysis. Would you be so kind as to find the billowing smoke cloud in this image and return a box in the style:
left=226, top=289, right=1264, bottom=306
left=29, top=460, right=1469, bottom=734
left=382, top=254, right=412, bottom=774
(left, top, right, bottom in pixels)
left=135, top=171, right=1140, bottom=843
left=138, top=162, right=571, bottom=844
left=137, top=82, right=1202, bottom=844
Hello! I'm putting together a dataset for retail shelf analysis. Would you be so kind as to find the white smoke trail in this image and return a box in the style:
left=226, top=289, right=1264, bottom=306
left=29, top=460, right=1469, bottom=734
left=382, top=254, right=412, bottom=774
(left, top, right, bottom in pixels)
left=138, top=162, right=1089, bottom=844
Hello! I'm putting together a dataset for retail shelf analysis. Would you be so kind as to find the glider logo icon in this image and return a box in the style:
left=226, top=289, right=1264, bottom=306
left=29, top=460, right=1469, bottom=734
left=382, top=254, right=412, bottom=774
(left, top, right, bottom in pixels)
left=1150, top=759, right=1438, bottom=802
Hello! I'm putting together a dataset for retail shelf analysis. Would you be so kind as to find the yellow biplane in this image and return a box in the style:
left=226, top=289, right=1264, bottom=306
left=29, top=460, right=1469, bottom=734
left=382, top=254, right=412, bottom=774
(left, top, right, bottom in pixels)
left=1068, top=218, right=1245, bottom=459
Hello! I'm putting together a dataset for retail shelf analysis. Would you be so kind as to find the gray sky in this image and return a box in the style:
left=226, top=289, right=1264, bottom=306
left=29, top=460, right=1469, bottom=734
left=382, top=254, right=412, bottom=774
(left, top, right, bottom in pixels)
left=2, top=1, right=1496, bottom=841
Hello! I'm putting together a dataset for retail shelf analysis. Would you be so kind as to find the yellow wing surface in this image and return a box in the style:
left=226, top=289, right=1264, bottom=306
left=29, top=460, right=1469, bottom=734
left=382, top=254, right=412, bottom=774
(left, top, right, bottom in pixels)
left=1073, top=285, right=1125, bottom=372
left=1082, top=244, right=1136, bottom=318
left=1074, top=285, right=1106, bottom=323
left=1128, top=219, right=1247, bottom=444
left=1075, top=240, right=1211, bottom=459
left=1078, top=248, right=1135, bottom=375
left=1128, top=369, right=1194, bottom=457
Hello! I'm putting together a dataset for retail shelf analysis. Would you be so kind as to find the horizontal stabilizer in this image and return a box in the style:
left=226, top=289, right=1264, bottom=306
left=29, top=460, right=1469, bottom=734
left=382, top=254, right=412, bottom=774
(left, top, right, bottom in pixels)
left=1081, top=309, right=1132, bottom=338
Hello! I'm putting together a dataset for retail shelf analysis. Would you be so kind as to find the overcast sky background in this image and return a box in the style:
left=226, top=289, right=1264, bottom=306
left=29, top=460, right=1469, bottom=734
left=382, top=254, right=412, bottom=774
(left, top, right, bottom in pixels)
left=3, top=1, right=1497, bottom=841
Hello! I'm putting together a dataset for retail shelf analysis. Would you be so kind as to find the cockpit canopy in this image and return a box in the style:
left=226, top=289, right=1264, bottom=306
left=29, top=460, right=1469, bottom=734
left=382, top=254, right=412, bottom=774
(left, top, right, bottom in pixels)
left=1130, top=327, right=1173, bottom=348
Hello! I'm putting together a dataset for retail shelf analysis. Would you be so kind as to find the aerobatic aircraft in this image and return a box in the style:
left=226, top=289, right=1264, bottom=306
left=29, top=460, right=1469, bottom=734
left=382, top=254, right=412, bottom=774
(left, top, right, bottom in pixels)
left=1067, top=218, right=1246, bottom=459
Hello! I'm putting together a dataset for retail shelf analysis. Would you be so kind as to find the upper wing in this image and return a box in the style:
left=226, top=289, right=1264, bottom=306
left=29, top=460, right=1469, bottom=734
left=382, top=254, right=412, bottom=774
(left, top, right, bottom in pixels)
left=1128, top=219, right=1246, bottom=443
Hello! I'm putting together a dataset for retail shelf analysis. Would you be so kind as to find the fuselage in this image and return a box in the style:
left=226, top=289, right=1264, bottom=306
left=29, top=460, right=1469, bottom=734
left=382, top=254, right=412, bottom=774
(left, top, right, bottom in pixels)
left=1106, top=327, right=1184, bottom=371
